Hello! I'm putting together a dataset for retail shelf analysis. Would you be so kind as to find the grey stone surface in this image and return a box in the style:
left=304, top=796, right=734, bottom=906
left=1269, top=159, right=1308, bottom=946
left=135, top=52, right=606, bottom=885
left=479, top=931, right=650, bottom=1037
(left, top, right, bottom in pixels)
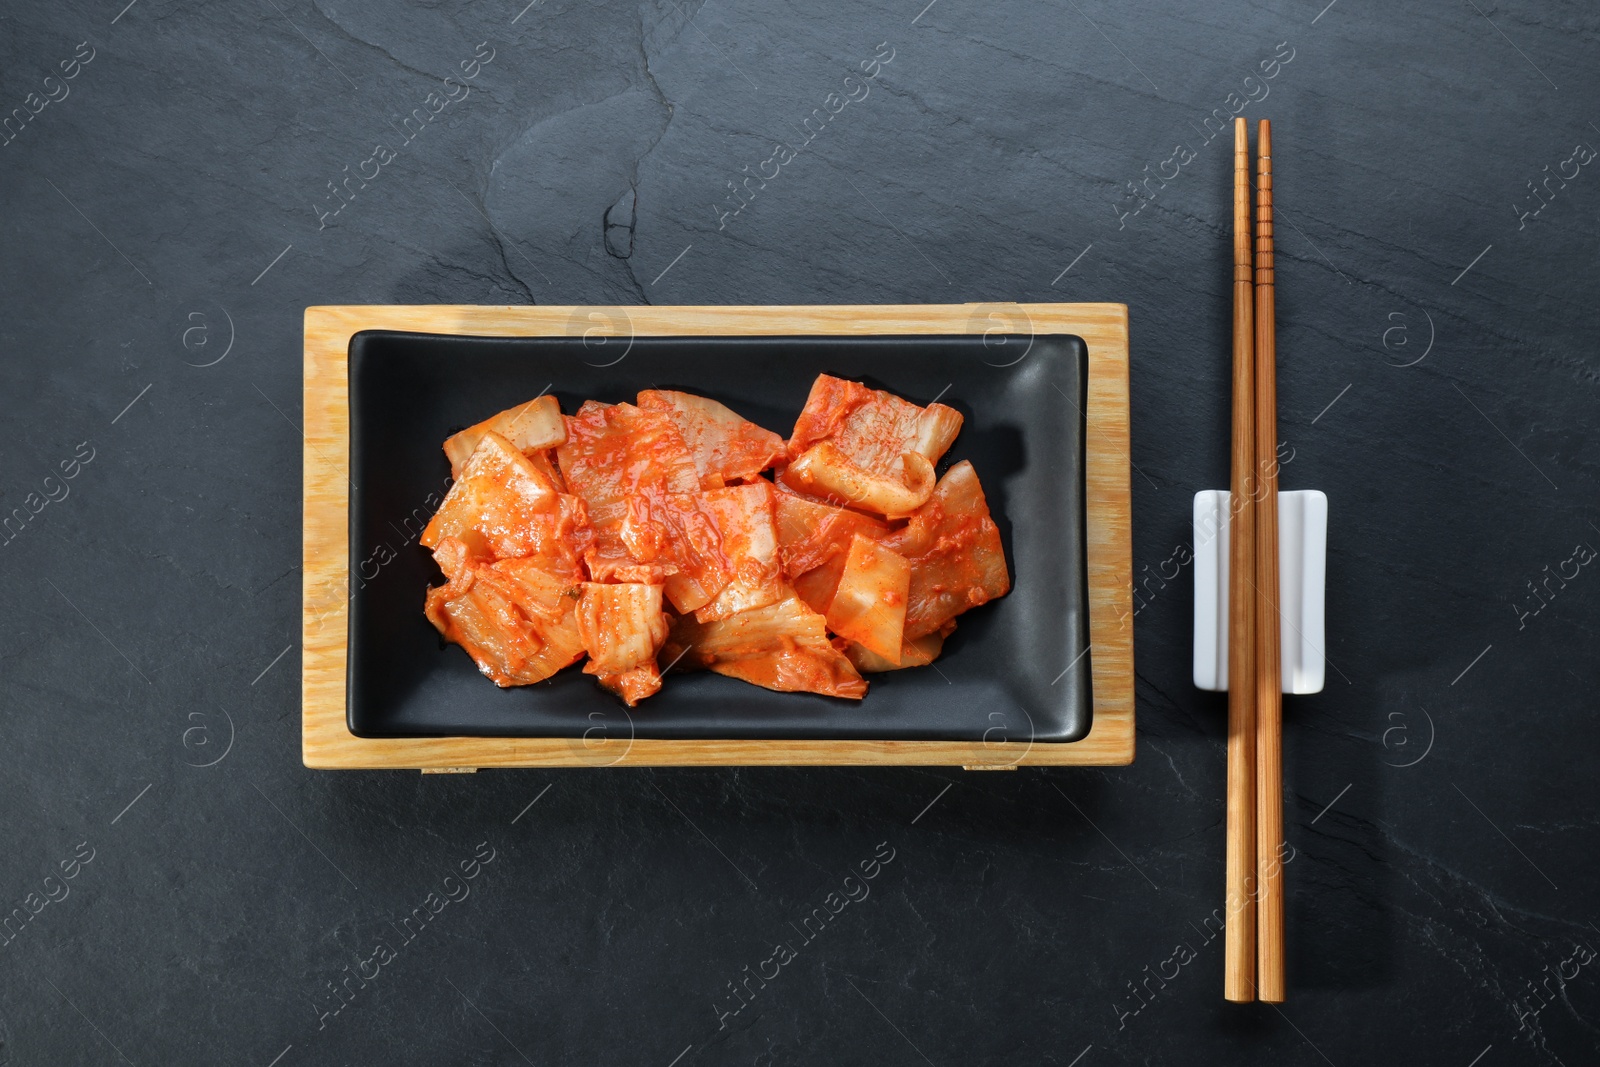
left=1, top=1, right=1597, bottom=1064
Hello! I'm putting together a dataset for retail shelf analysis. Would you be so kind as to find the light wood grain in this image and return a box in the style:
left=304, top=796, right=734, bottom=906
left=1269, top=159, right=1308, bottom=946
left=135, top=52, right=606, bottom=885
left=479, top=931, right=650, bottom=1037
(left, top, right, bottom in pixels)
left=302, top=304, right=1133, bottom=769
left=1226, top=118, right=1259, bottom=1002
left=1253, top=119, right=1286, bottom=1003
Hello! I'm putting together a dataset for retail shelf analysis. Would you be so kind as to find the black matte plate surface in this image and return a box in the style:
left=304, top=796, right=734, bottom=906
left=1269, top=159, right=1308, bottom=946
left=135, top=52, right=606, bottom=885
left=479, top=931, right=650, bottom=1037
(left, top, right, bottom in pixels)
left=347, top=331, right=1090, bottom=742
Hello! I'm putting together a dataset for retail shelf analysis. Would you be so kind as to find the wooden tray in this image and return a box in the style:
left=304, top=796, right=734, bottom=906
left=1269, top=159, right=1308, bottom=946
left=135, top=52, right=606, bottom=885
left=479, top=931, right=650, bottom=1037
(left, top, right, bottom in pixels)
left=302, top=304, right=1133, bottom=769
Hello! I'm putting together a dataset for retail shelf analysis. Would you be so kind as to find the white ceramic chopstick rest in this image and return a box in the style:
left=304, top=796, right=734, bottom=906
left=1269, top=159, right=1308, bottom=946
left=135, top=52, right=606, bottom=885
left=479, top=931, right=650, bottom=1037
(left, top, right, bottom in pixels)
left=1192, top=490, right=1327, bottom=694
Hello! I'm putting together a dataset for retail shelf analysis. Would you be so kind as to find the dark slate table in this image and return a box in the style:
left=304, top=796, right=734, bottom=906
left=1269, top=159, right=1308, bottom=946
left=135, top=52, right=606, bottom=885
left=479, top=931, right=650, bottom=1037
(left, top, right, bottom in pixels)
left=3, top=1, right=1596, bottom=1064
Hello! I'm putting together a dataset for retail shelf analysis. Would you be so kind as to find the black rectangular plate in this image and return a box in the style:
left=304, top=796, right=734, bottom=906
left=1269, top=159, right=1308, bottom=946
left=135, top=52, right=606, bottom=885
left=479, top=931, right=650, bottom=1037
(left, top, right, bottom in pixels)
left=347, top=331, right=1091, bottom=743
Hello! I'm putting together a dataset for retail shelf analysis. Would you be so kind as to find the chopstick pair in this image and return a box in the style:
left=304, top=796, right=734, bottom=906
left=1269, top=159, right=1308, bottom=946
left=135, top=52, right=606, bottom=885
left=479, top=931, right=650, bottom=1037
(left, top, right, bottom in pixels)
left=1224, top=117, right=1285, bottom=1004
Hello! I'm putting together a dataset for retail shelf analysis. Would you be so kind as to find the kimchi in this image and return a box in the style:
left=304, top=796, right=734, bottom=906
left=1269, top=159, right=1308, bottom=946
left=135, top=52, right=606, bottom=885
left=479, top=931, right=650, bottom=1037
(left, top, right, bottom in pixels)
left=419, top=378, right=1010, bottom=705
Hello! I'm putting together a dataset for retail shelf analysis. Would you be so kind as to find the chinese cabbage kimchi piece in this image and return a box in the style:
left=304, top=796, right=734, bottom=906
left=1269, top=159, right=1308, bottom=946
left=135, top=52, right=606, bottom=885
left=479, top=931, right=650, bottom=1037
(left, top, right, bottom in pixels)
left=824, top=534, right=911, bottom=664
left=443, top=394, right=567, bottom=478
left=594, top=662, right=663, bottom=707
left=423, top=537, right=586, bottom=686
left=622, top=480, right=783, bottom=621
left=774, top=491, right=891, bottom=617
left=883, top=460, right=1010, bottom=639
left=574, top=582, right=671, bottom=706
left=781, top=374, right=964, bottom=518
left=692, top=481, right=783, bottom=622
left=636, top=389, right=785, bottom=489
left=555, top=400, right=701, bottom=582
left=843, top=625, right=950, bottom=673
left=664, top=591, right=867, bottom=700
left=420, top=431, right=589, bottom=578
left=792, top=559, right=847, bottom=618
left=772, top=491, right=890, bottom=579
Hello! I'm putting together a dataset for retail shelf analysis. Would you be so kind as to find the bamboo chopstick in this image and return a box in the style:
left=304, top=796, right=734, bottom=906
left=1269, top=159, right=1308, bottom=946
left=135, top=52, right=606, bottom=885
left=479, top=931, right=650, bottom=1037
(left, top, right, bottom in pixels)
left=1224, top=115, right=1258, bottom=1004
left=1253, top=118, right=1286, bottom=1003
